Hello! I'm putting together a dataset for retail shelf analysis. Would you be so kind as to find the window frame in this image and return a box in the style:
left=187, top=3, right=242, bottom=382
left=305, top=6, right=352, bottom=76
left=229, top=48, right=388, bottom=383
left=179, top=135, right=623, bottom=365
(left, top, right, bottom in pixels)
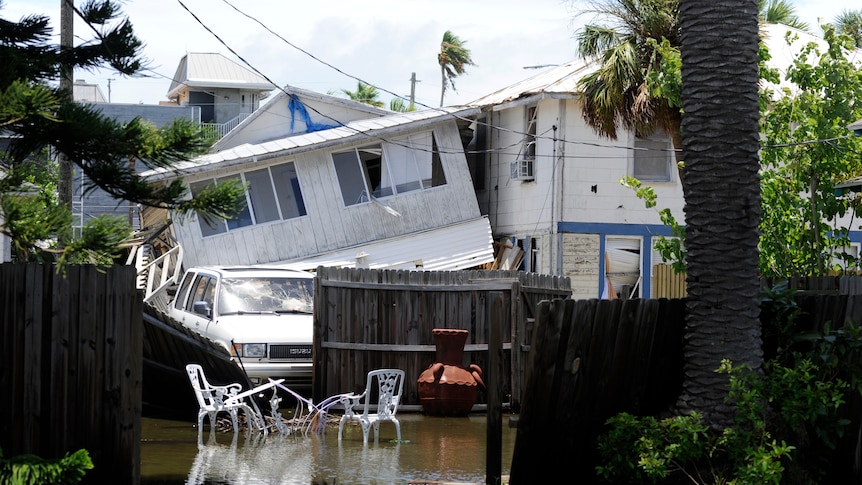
left=192, top=160, right=307, bottom=238
left=332, top=130, right=447, bottom=208
left=632, top=132, right=673, bottom=182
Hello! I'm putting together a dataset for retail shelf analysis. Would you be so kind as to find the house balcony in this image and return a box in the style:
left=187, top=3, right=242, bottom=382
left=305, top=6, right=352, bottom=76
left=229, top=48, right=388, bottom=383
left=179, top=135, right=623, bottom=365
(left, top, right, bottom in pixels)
left=202, top=113, right=250, bottom=140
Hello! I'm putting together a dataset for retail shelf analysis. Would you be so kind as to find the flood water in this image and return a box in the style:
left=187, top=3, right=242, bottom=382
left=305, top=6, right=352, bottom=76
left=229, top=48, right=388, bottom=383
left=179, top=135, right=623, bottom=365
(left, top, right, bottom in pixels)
left=141, top=413, right=517, bottom=484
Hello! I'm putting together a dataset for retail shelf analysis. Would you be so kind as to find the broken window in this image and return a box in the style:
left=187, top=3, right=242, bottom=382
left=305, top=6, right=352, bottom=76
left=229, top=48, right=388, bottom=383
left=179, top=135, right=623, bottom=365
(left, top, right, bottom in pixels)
left=333, top=131, right=446, bottom=208
left=604, top=236, right=642, bottom=299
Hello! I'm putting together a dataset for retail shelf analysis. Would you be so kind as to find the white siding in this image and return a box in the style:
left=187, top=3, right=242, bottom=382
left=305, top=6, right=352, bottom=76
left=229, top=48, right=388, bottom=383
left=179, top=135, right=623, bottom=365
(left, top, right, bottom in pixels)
left=172, top=120, right=483, bottom=269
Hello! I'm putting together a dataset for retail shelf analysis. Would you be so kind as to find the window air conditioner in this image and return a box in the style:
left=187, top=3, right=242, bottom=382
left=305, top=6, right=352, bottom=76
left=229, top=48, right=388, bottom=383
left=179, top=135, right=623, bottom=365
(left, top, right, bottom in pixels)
left=510, top=158, right=534, bottom=181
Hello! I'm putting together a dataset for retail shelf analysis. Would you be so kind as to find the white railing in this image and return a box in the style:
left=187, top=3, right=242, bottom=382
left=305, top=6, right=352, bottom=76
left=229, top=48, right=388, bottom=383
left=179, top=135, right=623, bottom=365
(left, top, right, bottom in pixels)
left=139, top=244, right=184, bottom=303
left=202, top=113, right=251, bottom=139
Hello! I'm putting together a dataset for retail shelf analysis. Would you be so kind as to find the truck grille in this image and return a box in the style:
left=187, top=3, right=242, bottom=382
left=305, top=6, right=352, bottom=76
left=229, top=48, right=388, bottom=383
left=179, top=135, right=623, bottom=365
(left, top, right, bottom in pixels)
left=270, top=344, right=312, bottom=360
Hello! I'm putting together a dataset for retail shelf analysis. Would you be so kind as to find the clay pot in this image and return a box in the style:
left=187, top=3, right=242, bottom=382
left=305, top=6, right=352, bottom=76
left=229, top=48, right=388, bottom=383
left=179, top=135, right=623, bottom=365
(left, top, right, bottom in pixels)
left=417, top=328, right=485, bottom=416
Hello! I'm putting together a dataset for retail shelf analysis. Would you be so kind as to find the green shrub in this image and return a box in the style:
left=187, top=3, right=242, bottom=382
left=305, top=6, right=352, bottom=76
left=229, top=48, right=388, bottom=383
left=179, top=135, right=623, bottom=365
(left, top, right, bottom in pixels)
left=0, top=448, right=93, bottom=485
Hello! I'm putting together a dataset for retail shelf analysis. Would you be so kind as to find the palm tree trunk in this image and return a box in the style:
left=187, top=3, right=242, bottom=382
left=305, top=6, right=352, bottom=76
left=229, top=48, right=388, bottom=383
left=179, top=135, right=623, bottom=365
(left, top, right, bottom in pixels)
left=440, top=66, right=446, bottom=107
left=676, top=0, right=763, bottom=427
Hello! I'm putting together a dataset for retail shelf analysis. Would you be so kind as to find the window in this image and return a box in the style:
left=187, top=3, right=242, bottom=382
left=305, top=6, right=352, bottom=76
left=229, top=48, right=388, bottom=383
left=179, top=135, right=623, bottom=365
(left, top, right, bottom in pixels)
left=270, top=163, right=307, bottom=219
left=525, top=106, right=537, bottom=161
left=333, top=132, right=446, bottom=207
left=245, top=168, right=279, bottom=224
left=386, top=132, right=447, bottom=193
left=186, top=274, right=216, bottom=315
left=605, top=237, right=642, bottom=299
left=633, top=132, right=673, bottom=182
left=511, top=107, right=537, bottom=181
left=333, top=149, right=372, bottom=206
left=192, top=161, right=307, bottom=237
left=191, top=180, right=227, bottom=236
left=174, top=273, right=196, bottom=311
left=217, top=174, right=253, bottom=231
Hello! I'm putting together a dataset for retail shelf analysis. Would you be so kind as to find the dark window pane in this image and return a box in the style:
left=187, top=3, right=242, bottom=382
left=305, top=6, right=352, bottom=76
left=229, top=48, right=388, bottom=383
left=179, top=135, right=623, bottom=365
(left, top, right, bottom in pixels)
left=333, top=150, right=368, bottom=205
left=270, top=162, right=307, bottom=218
left=245, top=168, right=279, bottom=223
left=190, top=180, right=226, bottom=237
left=217, top=175, right=253, bottom=229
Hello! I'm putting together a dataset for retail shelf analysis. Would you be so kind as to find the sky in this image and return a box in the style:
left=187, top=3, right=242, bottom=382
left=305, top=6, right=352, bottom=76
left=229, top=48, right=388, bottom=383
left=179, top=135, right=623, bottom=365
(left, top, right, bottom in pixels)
left=3, top=0, right=859, bottom=109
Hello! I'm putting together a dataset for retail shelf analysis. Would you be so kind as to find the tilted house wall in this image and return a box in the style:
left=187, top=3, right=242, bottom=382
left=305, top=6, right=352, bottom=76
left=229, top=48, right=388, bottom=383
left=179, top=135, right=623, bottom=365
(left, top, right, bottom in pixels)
left=143, top=92, right=494, bottom=271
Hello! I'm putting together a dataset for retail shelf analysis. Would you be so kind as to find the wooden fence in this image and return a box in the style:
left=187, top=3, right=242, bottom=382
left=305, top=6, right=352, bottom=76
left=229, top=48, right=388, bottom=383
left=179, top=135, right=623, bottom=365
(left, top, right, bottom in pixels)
left=654, top=267, right=862, bottom=299
left=509, top=294, right=862, bottom=483
left=311, top=267, right=572, bottom=411
left=0, top=263, right=142, bottom=485
left=652, top=263, right=687, bottom=298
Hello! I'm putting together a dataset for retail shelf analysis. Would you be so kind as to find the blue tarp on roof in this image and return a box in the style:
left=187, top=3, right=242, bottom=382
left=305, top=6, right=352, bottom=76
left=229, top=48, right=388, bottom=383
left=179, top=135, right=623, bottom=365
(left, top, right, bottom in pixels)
left=288, top=94, right=339, bottom=133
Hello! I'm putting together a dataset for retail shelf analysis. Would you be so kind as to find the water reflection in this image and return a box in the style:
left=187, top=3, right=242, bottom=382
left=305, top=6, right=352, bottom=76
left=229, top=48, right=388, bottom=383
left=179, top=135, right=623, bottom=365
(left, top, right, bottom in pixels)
left=142, top=414, right=515, bottom=484
left=187, top=435, right=319, bottom=484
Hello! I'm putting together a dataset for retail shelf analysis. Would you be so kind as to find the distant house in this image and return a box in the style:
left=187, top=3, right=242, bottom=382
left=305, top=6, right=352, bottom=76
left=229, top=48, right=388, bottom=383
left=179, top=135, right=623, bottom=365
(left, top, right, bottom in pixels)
left=73, top=79, right=107, bottom=103
left=466, top=60, right=684, bottom=299
left=70, top=53, right=278, bottom=232
left=142, top=88, right=494, bottom=271
left=166, top=52, right=277, bottom=138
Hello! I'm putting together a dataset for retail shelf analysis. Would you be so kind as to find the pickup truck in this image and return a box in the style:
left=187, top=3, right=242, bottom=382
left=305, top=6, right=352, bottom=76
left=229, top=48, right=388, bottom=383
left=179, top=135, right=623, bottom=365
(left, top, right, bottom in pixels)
left=168, top=265, right=314, bottom=389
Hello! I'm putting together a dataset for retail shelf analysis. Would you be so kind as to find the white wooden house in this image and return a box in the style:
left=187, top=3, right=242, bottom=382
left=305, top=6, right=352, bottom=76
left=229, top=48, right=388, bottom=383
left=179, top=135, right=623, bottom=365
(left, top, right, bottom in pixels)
left=467, top=60, right=685, bottom=299
left=465, top=23, right=862, bottom=299
left=143, top=87, right=493, bottom=271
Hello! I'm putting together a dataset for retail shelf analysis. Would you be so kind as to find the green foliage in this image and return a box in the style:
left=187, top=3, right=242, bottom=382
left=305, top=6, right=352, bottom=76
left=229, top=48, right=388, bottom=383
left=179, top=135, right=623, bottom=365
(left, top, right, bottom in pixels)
left=644, top=37, right=681, bottom=110
left=0, top=2, right=246, bottom=267
left=621, top=176, right=686, bottom=273
left=0, top=448, right=93, bottom=485
left=339, top=81, right=384, bottom=108
left=597, top=372, right=796, bottom=485
left=598, top=283, right=862, bottom=484
left=759, top=25, right=862, bottom=278
left=389, top=97, right=416, bottom=112
left=624, top=25, right=862, bottom=279
left=575, top=0, right=680, bottom=141
left=438, top=30, right=475, bottom=106
left=597, top=412, right=712, bottom=483
left=59, top=215, right=133, bottom=266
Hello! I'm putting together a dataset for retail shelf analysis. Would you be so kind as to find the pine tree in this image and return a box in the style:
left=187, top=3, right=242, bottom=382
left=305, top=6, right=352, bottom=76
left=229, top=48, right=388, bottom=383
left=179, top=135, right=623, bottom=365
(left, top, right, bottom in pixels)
left=0, top=1, right=244, bottom=264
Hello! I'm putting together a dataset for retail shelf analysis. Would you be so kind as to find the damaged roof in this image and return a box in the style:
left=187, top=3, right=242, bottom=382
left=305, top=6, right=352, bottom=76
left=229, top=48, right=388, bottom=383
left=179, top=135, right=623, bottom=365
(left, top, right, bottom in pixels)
left=142, top=105, right=480, bottom=181
left=467, top=58, right=594, bottom=109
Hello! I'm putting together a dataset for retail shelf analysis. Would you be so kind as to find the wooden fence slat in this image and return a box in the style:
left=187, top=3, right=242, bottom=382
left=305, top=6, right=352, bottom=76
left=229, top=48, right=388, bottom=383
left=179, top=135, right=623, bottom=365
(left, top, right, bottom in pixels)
left=1, top=263, right=142, bottom=485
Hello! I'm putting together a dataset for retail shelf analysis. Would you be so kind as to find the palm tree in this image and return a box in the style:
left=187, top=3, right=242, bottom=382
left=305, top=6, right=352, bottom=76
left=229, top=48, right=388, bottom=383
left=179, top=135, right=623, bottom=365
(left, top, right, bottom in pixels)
left=438, top=30, right=475, bottom=107
left=389, top=97, right=416, bottom=112
left=339, top=82, right=384, bottom=108
left=835, top=9, right=862, bottom=48
left=758, top=0, right=808, bottom=31
left=574, top=0, right=683, bottom=167
left=677, top=0, right=763, bottom=426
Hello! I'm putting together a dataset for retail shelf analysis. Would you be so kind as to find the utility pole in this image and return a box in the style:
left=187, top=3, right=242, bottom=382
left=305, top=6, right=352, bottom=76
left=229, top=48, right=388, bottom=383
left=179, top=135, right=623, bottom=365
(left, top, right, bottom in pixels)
left=409, top=72, right=419, bottom=109
left=58, top=0, right=74, bottom=244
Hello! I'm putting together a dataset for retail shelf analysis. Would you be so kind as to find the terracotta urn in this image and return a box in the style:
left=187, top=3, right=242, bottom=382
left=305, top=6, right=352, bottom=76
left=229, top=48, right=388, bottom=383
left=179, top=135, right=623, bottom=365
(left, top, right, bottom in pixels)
left=417, top=328, right=485, bottom=416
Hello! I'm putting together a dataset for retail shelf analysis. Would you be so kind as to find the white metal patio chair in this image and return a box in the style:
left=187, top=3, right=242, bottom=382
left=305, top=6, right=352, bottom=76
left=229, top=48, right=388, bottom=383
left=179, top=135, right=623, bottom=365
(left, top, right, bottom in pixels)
left=185, top=363, right=268, bottom=438
left=337, top=369, right=405, bottom=443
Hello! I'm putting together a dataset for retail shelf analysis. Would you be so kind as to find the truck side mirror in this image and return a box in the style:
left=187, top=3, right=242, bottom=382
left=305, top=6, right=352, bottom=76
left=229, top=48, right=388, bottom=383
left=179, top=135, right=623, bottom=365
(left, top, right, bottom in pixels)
left=193, top=300, right=212, bottom=319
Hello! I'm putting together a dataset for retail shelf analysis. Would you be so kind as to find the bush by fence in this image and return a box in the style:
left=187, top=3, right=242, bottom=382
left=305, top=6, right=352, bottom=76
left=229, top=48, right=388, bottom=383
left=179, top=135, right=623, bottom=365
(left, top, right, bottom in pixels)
left=509, top=293, right=862, bottom=483
left=0, top=263, right=142, bottom=485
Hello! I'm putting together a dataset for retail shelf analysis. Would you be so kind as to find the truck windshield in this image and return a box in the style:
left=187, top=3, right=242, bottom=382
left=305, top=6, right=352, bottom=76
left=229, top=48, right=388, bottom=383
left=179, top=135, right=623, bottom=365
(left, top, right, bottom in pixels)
left=218, top=277, right=314, bottom=315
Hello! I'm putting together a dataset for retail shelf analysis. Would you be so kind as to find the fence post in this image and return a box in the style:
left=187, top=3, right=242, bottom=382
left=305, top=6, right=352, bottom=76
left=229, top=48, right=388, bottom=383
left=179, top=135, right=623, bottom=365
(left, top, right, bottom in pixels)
left=486, top=291, right=504, bottom=485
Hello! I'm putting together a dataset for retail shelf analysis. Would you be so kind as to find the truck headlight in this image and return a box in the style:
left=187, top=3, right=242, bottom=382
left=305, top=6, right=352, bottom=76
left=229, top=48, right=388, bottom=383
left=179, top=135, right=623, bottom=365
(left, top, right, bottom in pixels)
left=233, top=343, right=266, bottom=358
